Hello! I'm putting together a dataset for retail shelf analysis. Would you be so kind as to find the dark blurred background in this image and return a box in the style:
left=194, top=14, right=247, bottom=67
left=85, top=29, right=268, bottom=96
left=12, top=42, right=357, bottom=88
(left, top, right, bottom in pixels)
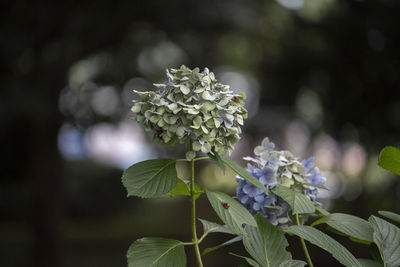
left=1, top=0, right=400, bottom=266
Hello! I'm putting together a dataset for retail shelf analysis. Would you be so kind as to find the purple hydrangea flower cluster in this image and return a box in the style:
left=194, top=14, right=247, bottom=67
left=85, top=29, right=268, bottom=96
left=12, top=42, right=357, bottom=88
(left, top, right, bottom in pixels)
left=236, top=137, right=326, bottom=226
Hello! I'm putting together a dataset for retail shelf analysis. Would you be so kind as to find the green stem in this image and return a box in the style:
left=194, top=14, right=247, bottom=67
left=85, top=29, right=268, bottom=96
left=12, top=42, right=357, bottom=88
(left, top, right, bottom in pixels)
left=190, top=143, right=204, bottom=267
left=193, top=156, right=209, bottom=162
left=198, top=232, right=208, bottom=243
left=181, top=232, right=208, bottom=246
left=176, top=156, right=209, bottom=162
left=296, top=214, right=314, bottom=267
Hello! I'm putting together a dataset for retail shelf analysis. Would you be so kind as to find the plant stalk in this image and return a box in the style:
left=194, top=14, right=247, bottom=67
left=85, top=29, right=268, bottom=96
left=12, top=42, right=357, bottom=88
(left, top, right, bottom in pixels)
left=176, top=156, right=209, bottom=162
left=296, top=214, right=314, bottom=267
left=190, top=144, right=204, bottom=267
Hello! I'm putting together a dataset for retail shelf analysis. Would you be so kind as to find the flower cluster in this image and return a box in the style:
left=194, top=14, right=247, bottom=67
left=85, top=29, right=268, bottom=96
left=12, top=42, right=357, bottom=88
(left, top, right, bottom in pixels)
left=236, top=137, right=326, bottom=226
left=131, top=65, right=247, bottom=158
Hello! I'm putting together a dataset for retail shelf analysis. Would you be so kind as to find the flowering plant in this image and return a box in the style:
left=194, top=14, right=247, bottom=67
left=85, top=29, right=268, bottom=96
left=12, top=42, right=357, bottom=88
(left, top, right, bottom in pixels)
left=121, top=66, right=400, bottom=267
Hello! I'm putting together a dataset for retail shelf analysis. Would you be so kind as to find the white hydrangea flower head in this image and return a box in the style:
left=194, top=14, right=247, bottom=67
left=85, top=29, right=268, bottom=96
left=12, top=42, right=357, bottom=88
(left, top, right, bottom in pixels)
left=131, top=65, right=248, bottom=156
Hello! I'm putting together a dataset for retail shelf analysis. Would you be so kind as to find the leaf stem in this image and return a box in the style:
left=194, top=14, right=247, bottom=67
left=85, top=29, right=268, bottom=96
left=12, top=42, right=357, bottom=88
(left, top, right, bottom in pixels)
left=181, top=241, right=195, bottom=246
left=198, top=232, right=208, bottom=243
left=296, top=213, right=314, bottom=267
left=190, top=142, right=204, bottom=267
left=176, top=156, right=209, bottom=162
left=181, top=232, right=208, bottom=247
left=194, top=156, right=209, bottom=162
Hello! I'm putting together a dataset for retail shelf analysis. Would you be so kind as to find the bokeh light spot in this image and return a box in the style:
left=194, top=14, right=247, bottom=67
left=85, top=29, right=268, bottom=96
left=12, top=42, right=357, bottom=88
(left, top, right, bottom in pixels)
left=341, top=143, right=367, bottom=177
left=91, top=86, right=120, bottom=116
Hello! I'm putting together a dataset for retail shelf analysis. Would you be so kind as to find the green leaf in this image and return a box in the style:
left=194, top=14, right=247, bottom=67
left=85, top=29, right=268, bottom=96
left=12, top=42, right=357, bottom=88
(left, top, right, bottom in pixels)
left=286, top=225, right=362, bottom=267
left=378, top=146, right=400, bottom=176
left=199, top=219, right=235, bottom=235
left=303, top=182, right=328, bottom=190
left=221, top=156, right=267, bottom=192
left=369, top=243, right=383, bottom=262
left=278, top=260, right=307, bottom=267
left=312, top=213, right=373, bottom=243
left=325, top=225, right=349, bottom=237
left=169, top=179, right=190, bottom=197
left=206, top=190, right=256, bottom=235
left=127, top=237, right=186, bottom=267
left=315, top=205, right=330, bottom=217
left=378, top=211, right=400, bottom=224
left=202, top=236, right=242, bottom=256
left=192, top=185, right=204, bottom=200
left=358, top=259, right=384, bottom=267
left=272, top=185, right=315, bottom=214
left=230, top=252, right=261, bottom=267
left=208, top=151, right=225, bottom=173
left=122, top=159, right=178, bottom=198
left=169, top=179, right=203, bottom=200
left=243, top=214, right=292, bottom=267
left=369, top=215, right=400, bottom=267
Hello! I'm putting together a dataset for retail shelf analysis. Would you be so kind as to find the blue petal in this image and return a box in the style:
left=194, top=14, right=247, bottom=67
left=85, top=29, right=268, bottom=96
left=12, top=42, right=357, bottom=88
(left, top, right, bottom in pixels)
left=247, top=163, right=255, bottom=173
left=236, top=175, right=245, bottom=182
left=263, top=195, right=275, bottom=206
left=243, top=184, right=264, bottom=197
left=253, top=202, right=262, bottom=211
left=236, top=186, right=243, bottom=194
left=259, top=170, right=276, bottom=186
left=302, top=157, right=314, bottom=172
left=237, top=179, right=246, bottom=186
left=307, top=167, right=326, bottom=185
left=238, top=194, right=249, bottom=204
left=266, top=213, right=277, bottom=223
left=254, top=195, right=265, bottom=203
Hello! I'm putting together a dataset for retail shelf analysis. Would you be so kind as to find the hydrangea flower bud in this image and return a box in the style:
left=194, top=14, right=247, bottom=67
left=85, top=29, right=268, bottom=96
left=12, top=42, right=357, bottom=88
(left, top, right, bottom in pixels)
left=131, top=65, right=248, bottom=156
left=236, top=137, right=326, bottom=227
